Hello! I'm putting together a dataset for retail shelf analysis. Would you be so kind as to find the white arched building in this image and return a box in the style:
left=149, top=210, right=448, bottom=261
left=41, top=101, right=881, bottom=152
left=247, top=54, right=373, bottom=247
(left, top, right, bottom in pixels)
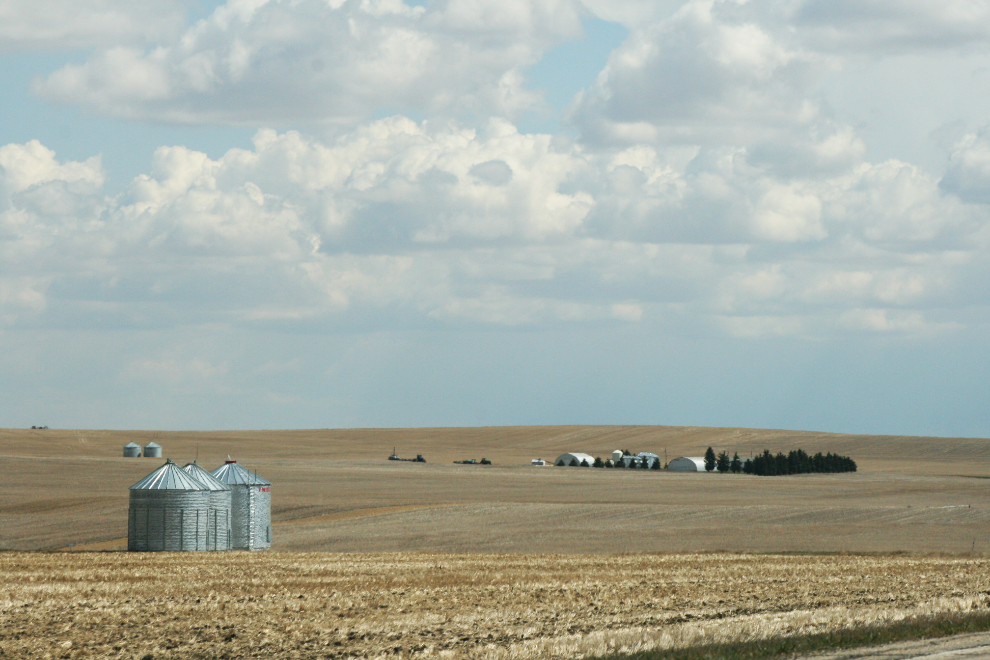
left=667, top=456, right=709, bottom=472
left=554, top=452, right=595, bottom=466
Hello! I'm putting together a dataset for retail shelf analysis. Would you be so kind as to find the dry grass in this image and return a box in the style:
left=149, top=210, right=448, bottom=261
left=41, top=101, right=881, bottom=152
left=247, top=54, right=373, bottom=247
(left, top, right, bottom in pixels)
left=1, top=553, right=989, bottom=660
left=2, top=425, right=990, bottom=553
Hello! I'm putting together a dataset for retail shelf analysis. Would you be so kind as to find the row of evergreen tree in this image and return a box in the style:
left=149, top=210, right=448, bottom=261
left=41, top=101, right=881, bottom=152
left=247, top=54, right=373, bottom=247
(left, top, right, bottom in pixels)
left=743, top=448, right=856, bottom=475
left=702, top=446, right=856, bottom=475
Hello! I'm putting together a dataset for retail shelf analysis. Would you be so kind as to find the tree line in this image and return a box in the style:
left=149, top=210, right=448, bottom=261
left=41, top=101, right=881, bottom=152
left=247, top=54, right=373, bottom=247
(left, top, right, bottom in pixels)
left=741, top=448, right=857, bottom=475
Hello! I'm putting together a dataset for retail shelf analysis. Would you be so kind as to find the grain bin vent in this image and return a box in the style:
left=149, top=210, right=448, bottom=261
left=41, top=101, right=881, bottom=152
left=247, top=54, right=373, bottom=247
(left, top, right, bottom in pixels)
left=182, top=461, right=232, bottom=552
left=211, top=457, right=271, bottom=551
left=128, top=459, right=210, bottom=552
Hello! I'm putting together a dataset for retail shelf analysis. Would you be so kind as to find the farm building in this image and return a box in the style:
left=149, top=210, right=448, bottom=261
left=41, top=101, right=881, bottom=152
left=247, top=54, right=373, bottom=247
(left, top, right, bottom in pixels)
left=123, top=442, right=141, bottom=457
left=667, top=456, right=709, bottom=471
left=554, top=452, right=595, bottom=466
left=616, top=452, right=660, bottom=468
left=182, top=461, right=232, bottom=551
left=128, top=459, right=211, bottom=552
left=211, top=457, right=271, bottom=551
left=143, top=441, right=162, bottom=458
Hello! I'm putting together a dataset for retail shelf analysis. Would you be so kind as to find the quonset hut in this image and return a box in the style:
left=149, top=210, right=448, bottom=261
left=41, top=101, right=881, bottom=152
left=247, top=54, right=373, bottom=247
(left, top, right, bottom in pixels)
left=128, top=459, right=210, bottom=552
left=123, top=442, right=141, bottom=457
left=182, top=461, right=232, bottom=551
left=667, top=456, right=708, bottom=472
left=211, top=457, right=271, bottom=551
left=554, top=452, right=595, bottom=466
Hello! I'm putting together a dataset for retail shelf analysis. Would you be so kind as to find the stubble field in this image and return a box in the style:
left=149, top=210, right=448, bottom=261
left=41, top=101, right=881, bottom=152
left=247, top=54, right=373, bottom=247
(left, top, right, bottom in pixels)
left=2, top=425, right=990, bottom=660
left=2, top=425, right=989, bottom=554
left=3, top=552, right=989, bottom=660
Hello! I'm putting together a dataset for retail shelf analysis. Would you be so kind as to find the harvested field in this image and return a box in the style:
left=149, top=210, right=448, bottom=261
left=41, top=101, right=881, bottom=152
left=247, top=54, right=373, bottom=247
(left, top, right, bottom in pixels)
left=1, top=425, right=990, bottom=553
left=1, top=553, right=989, bottom=660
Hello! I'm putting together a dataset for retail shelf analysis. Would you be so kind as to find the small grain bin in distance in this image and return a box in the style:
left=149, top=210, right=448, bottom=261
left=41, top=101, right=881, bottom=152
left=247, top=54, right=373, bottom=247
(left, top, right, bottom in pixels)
left=182, top=461, right=232, bottom=551
left=211, top=457, right=271, bottom=551
left=612, top=450, right=623, bottom=462
left=143, top=441, right=162, bottom=458
left=667, top=456, right=708, bottom=472
left=128, top=459, right=210, bottom=552
left=123, top=442, right=141, bottom=457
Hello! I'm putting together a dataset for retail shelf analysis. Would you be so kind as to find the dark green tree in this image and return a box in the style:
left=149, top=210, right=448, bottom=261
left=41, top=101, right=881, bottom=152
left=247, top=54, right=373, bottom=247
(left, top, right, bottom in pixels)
left=704, top=446, right=716, bottom=472
left=593, top=456, right=604, bottom=468
left=569, top=457, right=579, bottom=467
left=615, top=457, right=625, bottom=468
left=651, top=458, right=662, bottom=470
left=716, top=450, right=729, bottom=473
left=730, top=452, right=742, bottom=473
left=580, top=458, right=590, bottom=467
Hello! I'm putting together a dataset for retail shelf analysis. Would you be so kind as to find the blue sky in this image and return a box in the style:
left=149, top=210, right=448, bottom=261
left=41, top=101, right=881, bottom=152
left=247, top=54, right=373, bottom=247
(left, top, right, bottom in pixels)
left=2, top=0, right=989, bottom=436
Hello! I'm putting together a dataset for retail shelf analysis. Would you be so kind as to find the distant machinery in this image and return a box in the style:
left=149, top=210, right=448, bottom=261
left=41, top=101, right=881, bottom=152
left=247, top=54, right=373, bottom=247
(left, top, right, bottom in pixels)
left=128, top=459, right=210, bottom=552
left=143, top=441, right=162, bottom=458
left=211, top=457, right=271, bottom=551
left=123, top=442, right=141, bottom=458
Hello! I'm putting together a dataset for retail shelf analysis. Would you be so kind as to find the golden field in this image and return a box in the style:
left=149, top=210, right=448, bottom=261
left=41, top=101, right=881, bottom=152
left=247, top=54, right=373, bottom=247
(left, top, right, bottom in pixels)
left=2, top=425, right=990, bottom=659
left=1, top=425, right=988, bottom=553
left=2, top=552, right=989, bottom=660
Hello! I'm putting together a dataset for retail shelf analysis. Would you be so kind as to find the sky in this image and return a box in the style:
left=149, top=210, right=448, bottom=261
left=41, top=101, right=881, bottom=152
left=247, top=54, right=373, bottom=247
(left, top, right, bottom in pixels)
left=1, top=0, right=990, bottom=436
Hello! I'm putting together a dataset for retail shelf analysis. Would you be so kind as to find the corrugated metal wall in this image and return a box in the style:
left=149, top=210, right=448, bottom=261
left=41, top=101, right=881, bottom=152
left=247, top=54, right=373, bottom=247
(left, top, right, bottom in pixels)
left=208, top=489, right=232, bottom=551
left=128, top=490, right=211, bottom=552
left=229, top=484, right=271, bottom=550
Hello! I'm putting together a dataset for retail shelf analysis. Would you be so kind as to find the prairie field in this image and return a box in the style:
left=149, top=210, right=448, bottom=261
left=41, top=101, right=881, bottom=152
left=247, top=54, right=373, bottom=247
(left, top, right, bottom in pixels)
left=2, top=425, right=990, bottom=659
left=2, top=552, right=989, bottom=660
left=1, top=425, right=989, bottom=554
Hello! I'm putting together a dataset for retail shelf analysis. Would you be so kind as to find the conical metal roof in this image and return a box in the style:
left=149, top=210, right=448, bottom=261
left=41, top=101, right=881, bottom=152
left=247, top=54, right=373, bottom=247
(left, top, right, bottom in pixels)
left=130, top=459, right=209, bottom=490
left=182, top=461, right=231, bottom=491
left=144, top=441, right=162, bottom=448
left=124, top=442, right=140, bottom=448
left=211, top=457, right=271, bottom=486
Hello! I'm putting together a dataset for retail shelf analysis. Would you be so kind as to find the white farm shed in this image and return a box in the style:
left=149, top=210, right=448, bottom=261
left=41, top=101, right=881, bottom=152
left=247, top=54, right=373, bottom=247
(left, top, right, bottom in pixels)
left=667, top=456, right=709, bottom=472
left=554, top=452, right=595, bottom=466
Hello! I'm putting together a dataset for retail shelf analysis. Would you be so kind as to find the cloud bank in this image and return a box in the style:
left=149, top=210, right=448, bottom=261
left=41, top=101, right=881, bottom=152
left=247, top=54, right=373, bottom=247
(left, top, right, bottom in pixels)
left=3, top=0, right=990, bottom=430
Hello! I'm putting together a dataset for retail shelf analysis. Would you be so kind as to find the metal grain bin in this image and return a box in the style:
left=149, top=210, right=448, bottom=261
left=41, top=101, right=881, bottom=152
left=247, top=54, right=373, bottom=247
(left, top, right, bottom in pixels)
left=182, top=461, right=232, bottom=551
left=210, top=457, right=271, bottom=551
left=123, top=442, right=141, bottom=458
left=143, top=441, right=162, bottom=458
left=128, top=459, right=210, bottom=552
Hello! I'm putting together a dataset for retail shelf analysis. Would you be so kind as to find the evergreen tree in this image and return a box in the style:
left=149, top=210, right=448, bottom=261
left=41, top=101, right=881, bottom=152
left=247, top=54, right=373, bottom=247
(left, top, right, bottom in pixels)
left=580, top=458, right=590, bottom=467
left=593, top=456, right=604, bottom=468
left=569, top=457, right=579, bottom=467
left=615, top=457, right=625, bottom=468
left=730, top=452, right=742, bottom=473
left=716, top=450, right=729, bottom=473
left=704, top=447, right=716, bottom=472
left=651, top=458, right=662, bottom=470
